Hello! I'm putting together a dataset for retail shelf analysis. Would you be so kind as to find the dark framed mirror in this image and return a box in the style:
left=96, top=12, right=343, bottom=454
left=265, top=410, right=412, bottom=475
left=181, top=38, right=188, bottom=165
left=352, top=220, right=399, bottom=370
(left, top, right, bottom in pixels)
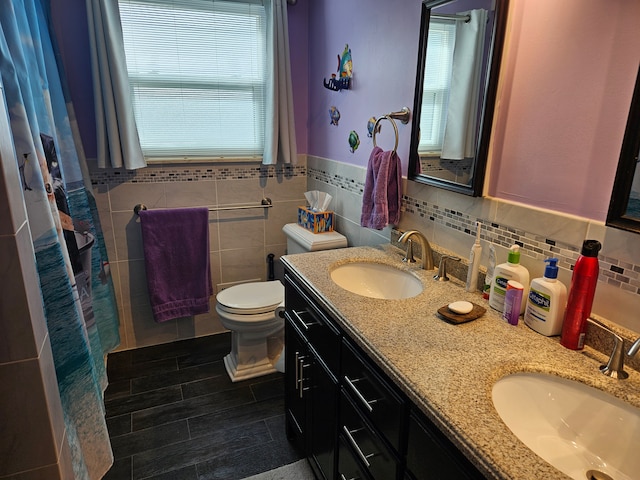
left=408, top=0, right=509, bottom=196
left=607, top=65, right=640, bottom=234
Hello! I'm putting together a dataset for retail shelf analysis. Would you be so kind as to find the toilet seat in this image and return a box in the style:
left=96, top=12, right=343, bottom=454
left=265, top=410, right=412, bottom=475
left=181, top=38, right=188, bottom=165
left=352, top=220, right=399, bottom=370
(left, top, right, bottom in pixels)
left=216, top=281, right=284, bottom=315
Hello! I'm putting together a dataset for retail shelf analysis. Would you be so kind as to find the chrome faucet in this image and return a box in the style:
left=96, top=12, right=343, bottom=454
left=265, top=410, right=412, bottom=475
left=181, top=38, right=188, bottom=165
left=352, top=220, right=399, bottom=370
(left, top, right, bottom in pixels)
left=398, top=230, right=434, bottom=270
left=587, top=318, right=636, bottom=379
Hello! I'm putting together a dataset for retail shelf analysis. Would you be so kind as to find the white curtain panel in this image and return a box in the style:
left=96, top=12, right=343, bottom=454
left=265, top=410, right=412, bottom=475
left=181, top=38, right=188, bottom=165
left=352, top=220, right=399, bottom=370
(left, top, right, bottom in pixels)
left=86, top=0, right=146, bottom=169
left=263, top=0, right=298, bottom=165
left=441, top=8, right=488, bottom=160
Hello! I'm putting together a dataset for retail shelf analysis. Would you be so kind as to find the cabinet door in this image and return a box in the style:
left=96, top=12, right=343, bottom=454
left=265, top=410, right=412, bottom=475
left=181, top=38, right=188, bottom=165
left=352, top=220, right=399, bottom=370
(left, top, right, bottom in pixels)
left=406, top=411, right=486, bottom=480
left=342, top=339, right=406, bottom=454
left=340, top=391, right=400, bottom=480
left=284, top=318, right=311, bottom=450
left=309, top=359, right=338, bottom=479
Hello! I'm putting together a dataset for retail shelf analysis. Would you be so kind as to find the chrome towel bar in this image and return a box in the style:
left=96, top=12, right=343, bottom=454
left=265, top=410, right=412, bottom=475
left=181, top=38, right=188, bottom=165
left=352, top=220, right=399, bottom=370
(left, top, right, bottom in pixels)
left=133, top=197, right=273, bottom=215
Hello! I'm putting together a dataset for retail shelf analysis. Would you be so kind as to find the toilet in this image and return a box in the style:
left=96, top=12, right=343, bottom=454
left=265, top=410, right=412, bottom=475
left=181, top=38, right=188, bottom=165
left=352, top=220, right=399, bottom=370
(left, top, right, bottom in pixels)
left=216, top=223, right=347, bottom=382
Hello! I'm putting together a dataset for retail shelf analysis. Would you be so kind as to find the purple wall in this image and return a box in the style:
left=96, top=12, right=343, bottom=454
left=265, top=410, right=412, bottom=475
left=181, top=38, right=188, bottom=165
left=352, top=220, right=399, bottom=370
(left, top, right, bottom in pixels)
left=306, top=0, right=422, bottom=172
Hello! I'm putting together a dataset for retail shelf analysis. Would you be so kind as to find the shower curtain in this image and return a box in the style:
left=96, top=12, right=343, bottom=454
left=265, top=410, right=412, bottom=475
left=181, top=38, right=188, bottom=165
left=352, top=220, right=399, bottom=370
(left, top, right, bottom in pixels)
left=0, top=0, right=120, bottom=478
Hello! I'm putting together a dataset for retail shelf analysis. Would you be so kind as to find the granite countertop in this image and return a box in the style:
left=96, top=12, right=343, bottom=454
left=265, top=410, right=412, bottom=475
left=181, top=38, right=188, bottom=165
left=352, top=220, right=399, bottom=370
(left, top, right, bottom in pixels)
left=280, top=244, right=640, bottom=480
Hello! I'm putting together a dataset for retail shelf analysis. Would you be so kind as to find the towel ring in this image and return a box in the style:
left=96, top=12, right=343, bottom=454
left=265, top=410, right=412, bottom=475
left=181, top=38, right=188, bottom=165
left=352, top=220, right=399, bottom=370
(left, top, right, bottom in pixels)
left=372, top=115, right=399, bottom=153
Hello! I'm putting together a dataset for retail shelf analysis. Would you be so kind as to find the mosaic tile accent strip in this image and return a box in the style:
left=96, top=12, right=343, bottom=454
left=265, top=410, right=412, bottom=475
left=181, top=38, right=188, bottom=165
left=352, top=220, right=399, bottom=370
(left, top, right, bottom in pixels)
left=308, top=167, right=365, bottom=196
left=401, top=193, right=640, bottom=297
left=89, top=163, right=306, bottom=185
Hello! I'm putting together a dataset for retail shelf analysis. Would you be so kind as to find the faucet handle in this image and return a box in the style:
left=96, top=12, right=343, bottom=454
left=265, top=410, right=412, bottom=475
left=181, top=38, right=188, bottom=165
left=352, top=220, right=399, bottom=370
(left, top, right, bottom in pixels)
left=587, top=318, right=629, bottom=379
left=434, top=255, right=460, bottom=282
left=402, top=239, right=416, bottom=264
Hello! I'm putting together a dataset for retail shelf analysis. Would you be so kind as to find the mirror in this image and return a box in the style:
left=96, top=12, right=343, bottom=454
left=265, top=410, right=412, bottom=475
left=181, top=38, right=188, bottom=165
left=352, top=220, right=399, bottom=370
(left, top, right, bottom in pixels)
left=607, top=65, right=640, bottom=234
left=408, top=0, right=509, bottom=196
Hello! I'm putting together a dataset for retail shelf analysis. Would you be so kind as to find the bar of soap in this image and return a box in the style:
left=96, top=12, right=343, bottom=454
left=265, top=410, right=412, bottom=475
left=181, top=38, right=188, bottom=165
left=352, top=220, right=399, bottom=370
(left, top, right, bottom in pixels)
left=448, top=300, right=473, bottom=315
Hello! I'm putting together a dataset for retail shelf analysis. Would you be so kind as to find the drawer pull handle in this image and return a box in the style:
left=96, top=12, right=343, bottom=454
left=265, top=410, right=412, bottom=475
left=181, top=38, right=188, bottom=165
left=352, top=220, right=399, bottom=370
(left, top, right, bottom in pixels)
left=292, top=309, right=317, bottom=330
left=295, top=352, right=309, bottom=398
left=344, top=376, right=377, bottom=412
left=342, top=426, right=376, bottom=468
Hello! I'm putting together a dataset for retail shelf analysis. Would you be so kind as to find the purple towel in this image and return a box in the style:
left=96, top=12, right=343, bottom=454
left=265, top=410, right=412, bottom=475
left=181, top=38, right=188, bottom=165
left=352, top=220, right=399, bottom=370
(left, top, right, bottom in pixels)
left=139, top=207, right=212, bottom=322
left=360, top=146, right=402, bottom=230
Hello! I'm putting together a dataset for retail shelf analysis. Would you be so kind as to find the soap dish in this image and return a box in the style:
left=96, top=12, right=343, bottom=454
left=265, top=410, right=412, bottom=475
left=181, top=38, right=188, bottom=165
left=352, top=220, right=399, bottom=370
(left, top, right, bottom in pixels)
left=437, top=302, right=486, bottom=324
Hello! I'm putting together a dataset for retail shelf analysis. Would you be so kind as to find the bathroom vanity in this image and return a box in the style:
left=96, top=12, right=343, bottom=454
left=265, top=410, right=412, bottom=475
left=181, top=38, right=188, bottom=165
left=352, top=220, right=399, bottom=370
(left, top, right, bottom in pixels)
left=281, top=245, right=640, bottom=480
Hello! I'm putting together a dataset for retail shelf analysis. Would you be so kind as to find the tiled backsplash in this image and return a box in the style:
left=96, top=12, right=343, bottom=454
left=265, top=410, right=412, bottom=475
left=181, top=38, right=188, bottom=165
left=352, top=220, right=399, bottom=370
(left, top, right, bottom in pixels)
left=402, top=193, right=640, bottom=298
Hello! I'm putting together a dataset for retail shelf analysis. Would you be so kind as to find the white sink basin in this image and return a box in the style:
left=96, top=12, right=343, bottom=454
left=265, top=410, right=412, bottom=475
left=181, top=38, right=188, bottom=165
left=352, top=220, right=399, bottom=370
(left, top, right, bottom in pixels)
left=492, top=372, right=640, bottom=480
left=330, top=262, right=423, bottom=299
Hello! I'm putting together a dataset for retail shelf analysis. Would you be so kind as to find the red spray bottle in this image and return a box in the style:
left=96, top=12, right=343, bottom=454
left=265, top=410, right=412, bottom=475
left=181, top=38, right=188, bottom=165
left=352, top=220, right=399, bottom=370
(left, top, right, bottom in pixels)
left=560, top=240, right=602, bottom=350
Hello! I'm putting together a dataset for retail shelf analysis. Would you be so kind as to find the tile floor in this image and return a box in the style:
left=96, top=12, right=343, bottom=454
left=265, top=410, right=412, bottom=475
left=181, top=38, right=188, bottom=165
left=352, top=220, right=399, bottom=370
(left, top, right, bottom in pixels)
left=103, top=333, right=303, bottom=480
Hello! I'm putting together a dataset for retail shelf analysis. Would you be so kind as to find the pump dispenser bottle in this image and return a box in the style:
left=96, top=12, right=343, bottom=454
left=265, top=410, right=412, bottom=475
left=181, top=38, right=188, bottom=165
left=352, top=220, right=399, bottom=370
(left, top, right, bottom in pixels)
left=489, top=245, right=529, bottom=314
left=560, top=240, right=601, bottom=350
left=524, top=258, right=567, bottom=336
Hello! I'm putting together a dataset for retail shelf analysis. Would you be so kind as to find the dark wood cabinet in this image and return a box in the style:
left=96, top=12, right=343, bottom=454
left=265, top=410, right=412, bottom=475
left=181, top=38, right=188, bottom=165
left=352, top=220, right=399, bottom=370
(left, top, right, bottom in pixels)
left=284, top=269, right=486, bottom=480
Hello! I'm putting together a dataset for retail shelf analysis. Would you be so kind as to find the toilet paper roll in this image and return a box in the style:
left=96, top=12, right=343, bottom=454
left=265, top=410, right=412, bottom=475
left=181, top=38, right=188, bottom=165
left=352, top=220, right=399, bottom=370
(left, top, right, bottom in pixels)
left=275, top=302, right=285, bottom=319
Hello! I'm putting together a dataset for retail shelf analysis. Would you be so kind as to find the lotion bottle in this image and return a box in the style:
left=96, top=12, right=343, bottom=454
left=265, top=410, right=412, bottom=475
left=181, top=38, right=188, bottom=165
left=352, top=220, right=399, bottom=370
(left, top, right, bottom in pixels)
left=483, top=245, right=496, bottom=299
left=560, top=240, right=601, bottom=350
left=489, top=245, right=529, bottom=314
left=524, top=258, right=568, bottom=336
left=466, top=222, right=482, bottom=292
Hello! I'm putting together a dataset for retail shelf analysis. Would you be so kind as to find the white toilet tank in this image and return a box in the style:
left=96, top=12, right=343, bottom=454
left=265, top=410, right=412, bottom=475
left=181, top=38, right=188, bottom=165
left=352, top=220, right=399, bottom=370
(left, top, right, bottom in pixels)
left=282, top=223, right=347, bottom=254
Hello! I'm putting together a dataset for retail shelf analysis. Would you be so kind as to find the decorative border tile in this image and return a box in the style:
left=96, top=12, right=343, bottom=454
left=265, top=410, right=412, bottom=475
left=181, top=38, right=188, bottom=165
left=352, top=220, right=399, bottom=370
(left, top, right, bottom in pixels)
left=89, top=163, right=306, bottom=186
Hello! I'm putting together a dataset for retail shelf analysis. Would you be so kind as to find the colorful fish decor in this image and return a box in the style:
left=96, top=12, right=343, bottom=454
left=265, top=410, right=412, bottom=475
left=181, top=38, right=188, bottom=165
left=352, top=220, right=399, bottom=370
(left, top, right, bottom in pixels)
left=348, top=130, right=360, bottom=153
left=324, top=44, right=353, bottom=91
left=329, top=106, right=341, bottom=126
left=367, top=117, right=380, bottom=137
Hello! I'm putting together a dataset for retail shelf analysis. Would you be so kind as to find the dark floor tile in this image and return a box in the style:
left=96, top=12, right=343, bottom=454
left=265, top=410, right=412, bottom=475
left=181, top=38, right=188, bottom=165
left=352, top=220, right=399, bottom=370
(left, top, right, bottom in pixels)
left=108, top=355, right=179, bottom=381
left=107, top=413, right=132, bottom=437
left=195, top=424, right=302, bottom=480
left=180, top=367, right=243, bottom=400
left=131, top=361, right=222, bottom=395
left=131, top=334, right=228, bottom=366
left=249, top=375, right=284, bottom=402
left=106, top=385, right=183, bottom=418
left=111, top=420, right=190, bottom=459
left=132, top=420, right=272, bottom=479
left=105, top=379, right=132, bottom=400
left=189, top=396, right=284, bottom=439
left=176, top=334, right=232, bottom=369
left=143, top=464, right=198, bottom=480
left=132, top=386, right=255, bottom=431
left=103, top=455, right=132, bottom=480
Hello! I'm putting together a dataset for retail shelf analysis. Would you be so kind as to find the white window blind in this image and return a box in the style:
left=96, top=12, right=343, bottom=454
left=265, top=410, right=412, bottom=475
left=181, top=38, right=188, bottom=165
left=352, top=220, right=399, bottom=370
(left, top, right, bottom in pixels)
left=118, top=0, right=267, bottom=160
left=419, top=20, right=456, bottom=154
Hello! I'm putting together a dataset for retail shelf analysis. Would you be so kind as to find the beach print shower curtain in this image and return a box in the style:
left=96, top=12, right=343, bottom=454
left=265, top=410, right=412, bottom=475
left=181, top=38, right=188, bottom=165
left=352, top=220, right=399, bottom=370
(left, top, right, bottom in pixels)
left=0, top=0, right=120, bottom=477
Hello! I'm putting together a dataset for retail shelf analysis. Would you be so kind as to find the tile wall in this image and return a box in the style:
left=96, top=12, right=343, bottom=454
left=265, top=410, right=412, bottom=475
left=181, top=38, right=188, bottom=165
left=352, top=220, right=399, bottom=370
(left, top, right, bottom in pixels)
left=308, top=155, right=640, bottom=334
left=0, top=87, right=73, bottom=479
left=89, top=158, right=308, bottom=351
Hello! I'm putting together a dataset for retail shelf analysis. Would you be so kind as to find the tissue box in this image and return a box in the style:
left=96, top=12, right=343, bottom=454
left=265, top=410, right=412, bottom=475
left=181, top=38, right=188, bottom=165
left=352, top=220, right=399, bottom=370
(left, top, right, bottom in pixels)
left=297, top=206, right=334, bottom=233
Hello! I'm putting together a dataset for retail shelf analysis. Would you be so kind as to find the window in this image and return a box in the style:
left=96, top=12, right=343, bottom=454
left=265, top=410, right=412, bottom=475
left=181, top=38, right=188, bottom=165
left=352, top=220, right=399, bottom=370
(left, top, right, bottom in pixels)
left=118, top=0, right=267, bottom=160
left=419, top=20, right=455, bottom=154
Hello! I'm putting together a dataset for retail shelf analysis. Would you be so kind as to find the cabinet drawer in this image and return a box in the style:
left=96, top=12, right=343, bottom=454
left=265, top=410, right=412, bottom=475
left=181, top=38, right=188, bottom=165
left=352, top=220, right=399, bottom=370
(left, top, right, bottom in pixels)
left=340, top=392, right=399, bottom=480
left=285, top=274, right=341, bottom=374
left=341, top=339, right=405, bottom=453
left=406, top=410, right=486, bottom=480
left=338, top=435, right=373, bottom=480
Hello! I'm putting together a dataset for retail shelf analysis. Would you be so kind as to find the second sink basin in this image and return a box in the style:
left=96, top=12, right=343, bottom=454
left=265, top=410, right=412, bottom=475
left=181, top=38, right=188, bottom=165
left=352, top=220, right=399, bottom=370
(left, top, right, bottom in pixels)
left=330, top=262, right=423, bottom=299
left=492, top=372, right=640, bottom=480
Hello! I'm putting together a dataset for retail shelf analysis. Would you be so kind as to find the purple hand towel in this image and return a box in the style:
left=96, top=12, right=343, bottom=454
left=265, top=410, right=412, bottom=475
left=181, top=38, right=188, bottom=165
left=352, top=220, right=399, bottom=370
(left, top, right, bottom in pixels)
left=139, top=207, right=212, bottom=322
left=360, top=146, right=402, bottom=230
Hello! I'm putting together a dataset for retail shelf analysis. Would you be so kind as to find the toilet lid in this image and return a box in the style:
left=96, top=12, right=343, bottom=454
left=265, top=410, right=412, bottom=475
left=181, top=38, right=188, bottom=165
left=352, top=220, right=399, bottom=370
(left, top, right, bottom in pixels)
left=216, top=281, right=284, bottom=314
